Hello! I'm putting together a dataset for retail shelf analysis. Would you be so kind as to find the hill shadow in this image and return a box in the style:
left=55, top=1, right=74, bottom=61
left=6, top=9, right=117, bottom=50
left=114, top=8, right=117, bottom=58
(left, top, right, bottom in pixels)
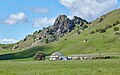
left=0, top=46, right=50, bottom=60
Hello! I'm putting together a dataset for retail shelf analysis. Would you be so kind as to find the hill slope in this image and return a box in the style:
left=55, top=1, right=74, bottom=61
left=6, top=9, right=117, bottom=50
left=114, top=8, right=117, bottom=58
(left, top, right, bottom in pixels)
left=12, top=15, right=88, bottom=50
left=0, top=8, right=120, bottom=60
left=0, top=44, right=14, bottom=50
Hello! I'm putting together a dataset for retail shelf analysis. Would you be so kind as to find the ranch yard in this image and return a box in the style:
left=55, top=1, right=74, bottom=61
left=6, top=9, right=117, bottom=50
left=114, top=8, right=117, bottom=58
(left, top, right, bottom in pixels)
left=0, top=59, right=120, bottom=75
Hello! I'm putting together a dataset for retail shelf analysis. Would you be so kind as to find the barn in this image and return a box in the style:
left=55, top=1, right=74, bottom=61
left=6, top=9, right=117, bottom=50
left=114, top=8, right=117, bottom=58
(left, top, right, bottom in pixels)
left=50, top=52, right=67, bottom=60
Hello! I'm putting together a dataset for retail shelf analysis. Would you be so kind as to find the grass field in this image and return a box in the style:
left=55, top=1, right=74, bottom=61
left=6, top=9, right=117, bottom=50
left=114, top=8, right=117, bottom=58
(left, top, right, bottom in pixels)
left=0, top=59, right=120, bottom=75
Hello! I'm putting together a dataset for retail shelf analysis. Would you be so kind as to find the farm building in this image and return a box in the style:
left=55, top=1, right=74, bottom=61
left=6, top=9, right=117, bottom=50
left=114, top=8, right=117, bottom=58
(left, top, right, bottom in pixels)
left=50, top=52, right=67, bottom=60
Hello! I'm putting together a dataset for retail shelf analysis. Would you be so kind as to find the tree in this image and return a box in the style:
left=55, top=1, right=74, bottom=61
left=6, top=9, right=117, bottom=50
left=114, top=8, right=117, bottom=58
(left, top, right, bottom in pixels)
left=96, top=28, right=102, bottom=32
left=114, top=27, right=119, bottom=31
left=38, top=30, right=42, bottom=33
left=90, top=31, right=95, bottom=34
left=76, top=25, right=80, bottom=34
left=81, top=25, right=88, bottom=30
left=98, top=17, right=103, bottom=23
left=45, top=38, right=49, bottom=43
left=34, top=51, right=45, bottom=61
left=100, top=28, right=106, bottom=33
left=113, top=23, right=116, bottom=26
left=77, top=31, right=81, bottom=34
left=115, top=21, right=120, bottom=25
left=104, top=25, right=112, bottom=30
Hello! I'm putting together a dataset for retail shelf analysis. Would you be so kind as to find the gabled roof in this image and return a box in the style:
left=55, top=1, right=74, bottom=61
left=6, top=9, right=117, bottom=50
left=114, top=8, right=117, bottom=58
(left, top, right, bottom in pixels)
left=51, top=52, right=64, bottom=57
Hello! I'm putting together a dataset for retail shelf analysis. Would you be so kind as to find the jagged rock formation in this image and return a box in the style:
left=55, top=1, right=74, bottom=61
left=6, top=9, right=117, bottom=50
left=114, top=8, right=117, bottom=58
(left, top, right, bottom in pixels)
left=53, top=15, right=74, bottom=34
left=12, top=15, right=88, bottom=50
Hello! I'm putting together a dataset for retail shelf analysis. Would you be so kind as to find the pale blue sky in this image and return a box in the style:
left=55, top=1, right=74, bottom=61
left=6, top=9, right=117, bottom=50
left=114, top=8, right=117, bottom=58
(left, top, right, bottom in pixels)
left=0, top=0, right=120, bottom=44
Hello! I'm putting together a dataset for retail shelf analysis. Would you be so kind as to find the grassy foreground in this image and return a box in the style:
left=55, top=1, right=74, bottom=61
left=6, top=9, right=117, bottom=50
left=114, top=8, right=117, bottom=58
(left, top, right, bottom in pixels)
left=0, top=59, right=120, bottom=75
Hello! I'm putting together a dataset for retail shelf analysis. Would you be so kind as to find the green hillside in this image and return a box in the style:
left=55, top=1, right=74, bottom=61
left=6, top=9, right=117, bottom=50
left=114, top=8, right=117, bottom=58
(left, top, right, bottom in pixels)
left=0, top=44, right=14, bottom=50
left=0, top=9, right=120, bottom=60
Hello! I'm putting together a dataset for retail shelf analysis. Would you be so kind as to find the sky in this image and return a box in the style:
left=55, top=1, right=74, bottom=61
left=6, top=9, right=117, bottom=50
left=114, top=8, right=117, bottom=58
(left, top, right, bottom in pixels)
left=0, top=0, right=120, bottom=44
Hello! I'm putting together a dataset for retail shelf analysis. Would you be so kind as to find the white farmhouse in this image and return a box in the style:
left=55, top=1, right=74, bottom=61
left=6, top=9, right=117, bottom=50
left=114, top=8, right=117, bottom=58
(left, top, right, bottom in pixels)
left=50, top=52, right=67, bottom=60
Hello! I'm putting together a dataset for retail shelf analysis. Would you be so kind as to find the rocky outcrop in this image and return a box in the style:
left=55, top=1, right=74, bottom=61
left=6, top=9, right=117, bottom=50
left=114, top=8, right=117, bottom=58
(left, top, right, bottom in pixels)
left=53, top=15, right=75, bottom=34
left=12, top=15, right=88, bottom=50
left=72, top=16, right=88, bottom=26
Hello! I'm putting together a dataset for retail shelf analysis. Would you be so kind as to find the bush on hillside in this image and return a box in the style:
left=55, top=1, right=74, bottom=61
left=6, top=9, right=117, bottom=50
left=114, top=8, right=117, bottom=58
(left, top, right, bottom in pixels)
left=49, top=29, right=54, bottom=35
left=113, top=23, right=116, bottom=26
left=39, top=37, right=42, bottom=40
left=115, top=21, right=120, bottom=25
left=90, top=31, right=95, bottom=34
left=33, top=31, right=38, bottom=34
left=77, top=31, right=81, bottom=35
left=96, top=28, right=102, bottom=32
left=64, top=39, right=67, bottom=40
left=114, top=27, right=119, bottom=31
left=38, top=30, right=42, bottom=33
left=115, top=31, right=120, bottom=36
left=45, top=38, right=49, bottom=43
left=76, top=25, right=81, bottom=34
left=104, top=25, right=112, bottom=30
left=100, top=28, right=106, bottom=33
left=81, top=25, right=88, bottom=30
left=98, top=17, right=103, bottom=23
left=23, top=38, right=27, bottom=42
left=112, top=21, right=120, bottom=26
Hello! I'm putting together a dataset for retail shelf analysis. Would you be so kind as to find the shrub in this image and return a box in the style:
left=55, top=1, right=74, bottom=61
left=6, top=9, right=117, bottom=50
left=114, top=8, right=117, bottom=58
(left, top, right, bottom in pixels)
left=115, top=21, right=120, bottom=25
left=98, top=17, right=103, bottom=23
left=100, top=28, right=106, bottom=33
left=114, top=27, right=119, bottom=31
left=34, top=51, right=45, bottom=60
left=81, top=25, right=88, bottom=30
left=45, top=38, right=49, bottom=43
left=76, top=25, right=81, bottom=34
left=96, top=28, right=102, bottom=32
left=64, top=39, right=67, bottom=40
left=104, top=25, right=112, bottom=30
left=77, top=31, right=81, bottom=35
left=115, top=31, right=120, bottom=36
left=38, top=30, right=42, bottom=33
left=2, top=46, right=7, bottom=49
left=39, top=37, right=42, bottom=40
left=113, top=23, right=116, bottom=26
left=90, top=31, right=95, bottom=34
left=49, top=29, right=53, bottom=35
left=33, top=31, right=38, bottom=34
left=23, top=38, right=27, bottom=42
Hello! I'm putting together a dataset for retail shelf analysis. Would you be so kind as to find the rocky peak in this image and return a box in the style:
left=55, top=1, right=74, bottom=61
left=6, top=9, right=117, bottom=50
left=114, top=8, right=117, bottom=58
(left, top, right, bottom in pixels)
left=12, top=15, right=88, bottom=50
left=53, top=15, right=74, bottom=34
left=54, top=15, right=68, bottom=26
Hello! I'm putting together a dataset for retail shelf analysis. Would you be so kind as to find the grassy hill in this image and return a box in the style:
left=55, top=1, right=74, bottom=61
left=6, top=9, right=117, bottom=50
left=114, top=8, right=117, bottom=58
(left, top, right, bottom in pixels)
left=0, top=44, right=14, bottom=50
left=0, top=9, right=120, bottom=60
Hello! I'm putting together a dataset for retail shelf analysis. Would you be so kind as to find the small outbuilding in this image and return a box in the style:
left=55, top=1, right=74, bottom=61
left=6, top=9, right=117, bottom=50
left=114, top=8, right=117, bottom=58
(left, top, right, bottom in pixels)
left=50, top=52, right=67, bottom=60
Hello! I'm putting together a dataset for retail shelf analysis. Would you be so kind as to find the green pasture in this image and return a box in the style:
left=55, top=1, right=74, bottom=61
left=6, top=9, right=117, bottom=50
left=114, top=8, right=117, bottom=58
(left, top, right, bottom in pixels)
left=0, top=59, right=120, bottom=75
